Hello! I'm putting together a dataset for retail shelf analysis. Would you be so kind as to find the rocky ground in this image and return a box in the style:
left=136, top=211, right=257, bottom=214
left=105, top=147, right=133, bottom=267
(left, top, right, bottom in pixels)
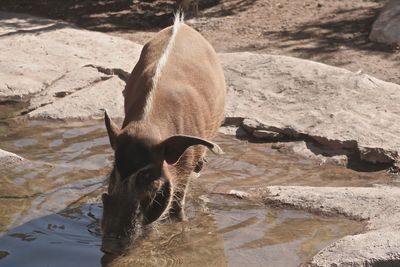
left=1, top=0, right=399, bottom=84
left=1, top=1, right=400, bottom=266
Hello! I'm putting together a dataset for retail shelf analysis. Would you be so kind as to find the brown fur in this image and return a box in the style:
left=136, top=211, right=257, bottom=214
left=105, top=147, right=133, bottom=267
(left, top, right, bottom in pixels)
left=120, top=22, right=225, bottom=209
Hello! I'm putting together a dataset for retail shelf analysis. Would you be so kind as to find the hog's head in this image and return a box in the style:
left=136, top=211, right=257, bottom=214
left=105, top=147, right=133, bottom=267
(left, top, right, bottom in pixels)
left=101, top=112, right=222, bottom=254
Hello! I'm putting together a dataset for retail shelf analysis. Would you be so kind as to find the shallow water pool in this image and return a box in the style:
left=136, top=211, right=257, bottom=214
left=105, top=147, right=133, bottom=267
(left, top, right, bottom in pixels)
left=1, top=119, right=391, bottom=266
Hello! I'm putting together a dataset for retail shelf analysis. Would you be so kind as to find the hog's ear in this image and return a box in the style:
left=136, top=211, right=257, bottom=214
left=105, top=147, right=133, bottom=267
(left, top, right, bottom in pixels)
left=104, top=110, right=120, bottom=150
left=160, top=135, right=224, bottom=165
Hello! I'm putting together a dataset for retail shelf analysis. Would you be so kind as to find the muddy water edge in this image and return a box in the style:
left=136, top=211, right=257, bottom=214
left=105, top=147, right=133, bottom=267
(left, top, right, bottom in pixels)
left=0, top=111, right=396, bottom=266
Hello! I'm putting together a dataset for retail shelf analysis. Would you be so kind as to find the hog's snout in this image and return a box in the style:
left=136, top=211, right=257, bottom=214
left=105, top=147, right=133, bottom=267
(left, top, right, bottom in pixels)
left=101, top=236, right=130, bottom=255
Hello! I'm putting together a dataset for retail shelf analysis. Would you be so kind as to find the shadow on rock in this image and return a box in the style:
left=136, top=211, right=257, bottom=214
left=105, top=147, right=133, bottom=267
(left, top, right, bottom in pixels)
left=257, top=5, right=399, bottom=55
left=0, top=0, right=224, bottom=33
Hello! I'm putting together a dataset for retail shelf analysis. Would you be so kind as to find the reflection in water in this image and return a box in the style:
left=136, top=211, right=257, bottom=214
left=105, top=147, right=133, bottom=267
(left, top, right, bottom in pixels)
left=202, top=194, right=363, bottom=267
left=0, top=203, right=103, bottom=267
left=14, top=138, right=38, bottom=148
left=0, top=251, right=9, bottom=260
left=104, top=193, right=228, bottom=267
left=0, top=121, right=381, bottom=266
left=202, top=135, right=394, bottom=192
left=8, top=233, right=36, bottom=242
left=0, top=193, right=364, bottom=267
left=0, top=121, right=111, bottom=232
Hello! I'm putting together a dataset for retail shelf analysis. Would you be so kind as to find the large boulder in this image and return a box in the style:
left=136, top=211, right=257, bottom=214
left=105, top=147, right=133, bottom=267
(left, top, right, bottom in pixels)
left=369, top=0, right=400, bottom=45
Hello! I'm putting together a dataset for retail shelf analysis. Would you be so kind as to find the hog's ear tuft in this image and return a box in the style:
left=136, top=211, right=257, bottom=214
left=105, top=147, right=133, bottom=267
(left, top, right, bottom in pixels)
left=160, top=135, right=224, bottom=165
left=104, top=110, right=120, bottom=150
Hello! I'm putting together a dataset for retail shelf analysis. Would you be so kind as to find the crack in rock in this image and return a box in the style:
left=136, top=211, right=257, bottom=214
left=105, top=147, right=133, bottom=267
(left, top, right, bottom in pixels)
left=40, top=72, right=68, bottom=95
left=25, top=75, right=113, bottom=114
left=84, top=64, right=130, bottom=83
left=22, top=65, right=117, bottom=117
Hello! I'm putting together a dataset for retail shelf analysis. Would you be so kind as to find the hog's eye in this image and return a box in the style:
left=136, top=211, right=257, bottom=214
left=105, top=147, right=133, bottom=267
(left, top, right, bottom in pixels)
left=135, top=168, right=158, bottom=188
left=138, top=169, right=152, bottom=180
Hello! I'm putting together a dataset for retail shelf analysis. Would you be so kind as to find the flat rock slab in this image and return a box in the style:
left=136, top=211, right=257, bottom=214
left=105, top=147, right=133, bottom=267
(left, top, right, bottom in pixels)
left=220, top=52, right=400, bottom=165
left=369, top=0, right=400, bottom=45
left=0, top=12, right=141, bottom=119
left=26, top=68, right=125, bottom=120
left=241, top=186, right=400, bottom=266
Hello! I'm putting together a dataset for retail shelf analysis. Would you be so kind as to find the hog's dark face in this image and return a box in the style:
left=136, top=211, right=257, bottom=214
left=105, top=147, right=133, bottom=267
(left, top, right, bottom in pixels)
left=101, top=112, right=223, bottom=254
left=101, top=173, right=172, bottom=254
left=101, top=136, right=172, bottom=254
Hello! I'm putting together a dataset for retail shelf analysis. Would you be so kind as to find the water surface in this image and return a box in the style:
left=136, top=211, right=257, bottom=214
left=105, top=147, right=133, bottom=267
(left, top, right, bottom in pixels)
left=1, top=120, right=390, bottom=266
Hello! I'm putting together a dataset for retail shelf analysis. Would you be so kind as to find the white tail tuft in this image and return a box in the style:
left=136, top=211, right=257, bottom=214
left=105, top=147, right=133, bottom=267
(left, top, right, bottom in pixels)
left=142, top=11, right=184, bottom=118
left=174, top=10, right=185, bottom=25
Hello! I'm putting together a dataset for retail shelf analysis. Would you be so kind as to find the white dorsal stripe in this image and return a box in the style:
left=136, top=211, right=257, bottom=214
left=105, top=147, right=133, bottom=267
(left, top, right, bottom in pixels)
left=142, top=11, right=184, bottom=118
